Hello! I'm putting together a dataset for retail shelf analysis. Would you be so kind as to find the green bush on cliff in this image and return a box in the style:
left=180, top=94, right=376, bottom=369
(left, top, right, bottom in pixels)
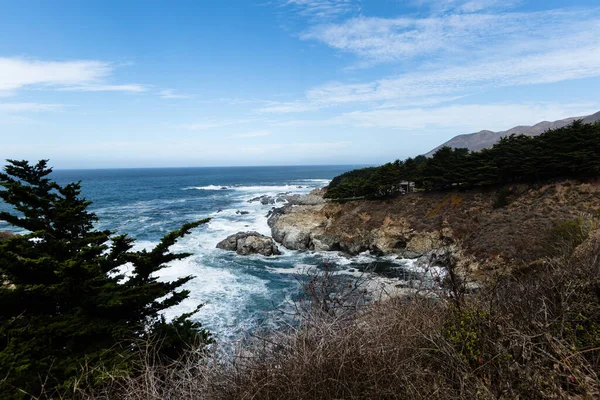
left=0, top=160, right=212, bottom=399
left=493, top=186, right=510, bottom=208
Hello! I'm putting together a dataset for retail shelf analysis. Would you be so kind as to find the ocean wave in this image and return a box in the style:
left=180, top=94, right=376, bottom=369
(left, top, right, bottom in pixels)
left=185, top=184, right=312, bottom=192
left=157, top=256, right=274, bottom=341
left=292, top=178, right=331, bottom=184
left=183, top=185, right=229, bottom=191
left=183, top=181, right=328, bottom=193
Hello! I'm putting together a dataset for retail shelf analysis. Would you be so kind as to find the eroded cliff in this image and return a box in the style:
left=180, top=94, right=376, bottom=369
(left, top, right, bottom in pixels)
left=269, top=180, right=600, bottom=271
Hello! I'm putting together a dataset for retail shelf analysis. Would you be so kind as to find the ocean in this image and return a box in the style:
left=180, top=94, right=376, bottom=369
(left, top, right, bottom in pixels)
left=0, top=165, right=424, bottom=343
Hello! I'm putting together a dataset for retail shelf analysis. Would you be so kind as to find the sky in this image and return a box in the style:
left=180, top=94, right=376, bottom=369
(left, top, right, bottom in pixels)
left=1, top=0, right=599, bottom=169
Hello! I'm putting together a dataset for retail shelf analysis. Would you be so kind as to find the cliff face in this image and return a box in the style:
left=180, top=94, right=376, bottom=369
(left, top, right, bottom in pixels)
left=269, top=180, right=600, bottom=270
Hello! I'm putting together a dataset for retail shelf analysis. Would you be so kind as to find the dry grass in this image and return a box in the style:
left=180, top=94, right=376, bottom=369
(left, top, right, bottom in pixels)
left=78, top=221, right=600, bottom=400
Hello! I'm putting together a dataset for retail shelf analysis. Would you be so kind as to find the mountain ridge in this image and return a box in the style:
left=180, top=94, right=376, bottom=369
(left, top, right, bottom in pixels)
left=424, top=110, right=600, bottom=156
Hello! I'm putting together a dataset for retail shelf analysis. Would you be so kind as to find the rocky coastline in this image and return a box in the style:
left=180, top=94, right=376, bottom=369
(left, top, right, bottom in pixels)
left=266, top=189, right=465, bottom=272
left=265, top=180, right=600, bottom=275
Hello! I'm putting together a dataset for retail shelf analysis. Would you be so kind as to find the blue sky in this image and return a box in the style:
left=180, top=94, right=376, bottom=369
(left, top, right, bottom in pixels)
left=1, top=0, right=599, bottom=168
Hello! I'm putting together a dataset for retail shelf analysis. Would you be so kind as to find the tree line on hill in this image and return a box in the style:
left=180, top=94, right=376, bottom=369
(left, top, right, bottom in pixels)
left=325, top=120, right=600, bottom=199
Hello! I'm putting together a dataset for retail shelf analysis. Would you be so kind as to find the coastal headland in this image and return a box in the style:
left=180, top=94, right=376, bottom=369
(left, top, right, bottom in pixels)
left=268, top=180, right=600, bottom=275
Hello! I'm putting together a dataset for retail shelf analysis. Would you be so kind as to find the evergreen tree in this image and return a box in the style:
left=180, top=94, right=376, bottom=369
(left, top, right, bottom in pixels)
left=0, top=160, right=211, bottom=399
left=325, top=121, right=600, bottom=199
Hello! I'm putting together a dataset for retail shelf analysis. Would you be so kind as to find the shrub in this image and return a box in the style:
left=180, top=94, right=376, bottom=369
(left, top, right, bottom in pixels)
left=492, top=186, right=510, bottom=208
left=546, top=218, right=589, bottom=257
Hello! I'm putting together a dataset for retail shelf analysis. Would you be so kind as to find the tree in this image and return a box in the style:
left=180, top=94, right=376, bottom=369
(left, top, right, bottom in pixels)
left=0, top=160, right=211, bottom=399
left=324, top=120, right=600, bottom=200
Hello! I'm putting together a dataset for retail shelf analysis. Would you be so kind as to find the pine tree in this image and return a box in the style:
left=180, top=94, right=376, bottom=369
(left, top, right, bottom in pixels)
left=0, top=160, right=211, bottom=399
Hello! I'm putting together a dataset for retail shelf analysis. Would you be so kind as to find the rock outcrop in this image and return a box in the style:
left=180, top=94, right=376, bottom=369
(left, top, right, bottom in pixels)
left=268, top=180, right=600, bottom=272
left=249, top=190, right=327, bottom=207
left=216, top=231, right=281, bottom=256
left=268, top=202, right=452, bottom=259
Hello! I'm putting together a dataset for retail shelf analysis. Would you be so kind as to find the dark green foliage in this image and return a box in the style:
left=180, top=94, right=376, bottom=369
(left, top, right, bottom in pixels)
left=492, top=186, right=510, bottom=209
left=326, top=120, right=600, bottom=199
left=546, top=218, right=589, bottom=257
left=0, top=160, right=212, bottom=399
left=324, top=166, right=378, bottom=199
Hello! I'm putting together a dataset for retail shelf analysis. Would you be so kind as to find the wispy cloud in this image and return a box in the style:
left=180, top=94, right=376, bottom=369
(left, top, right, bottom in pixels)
left=159, top=89, right=192, bottom=99
left=331, top=103, right=600, bottom=131
left=261, top=7, right=600, bottom=113
left=231, top=130, right=272, bottom=138
left=257, top=101, right=321, bottom=113
left=272, top=102, right=600, bottom=133
left=0, top=57, right=145, bottom=95
left=0, top=102, right=66, bottom=125
left=311, top=44, right=600, bottom=103
left=59, top=84, right=146, bottom=93
left=0, top=102, right=65, bottom=112
left=178, top=118, right=257, bottom=130
left=281, top=0, right=359, bottom=21
left=301, top=8, right=600, bottom=66
left=411, top=0, right=521, bottom=13
left=241, top=140, right=351, bottom=155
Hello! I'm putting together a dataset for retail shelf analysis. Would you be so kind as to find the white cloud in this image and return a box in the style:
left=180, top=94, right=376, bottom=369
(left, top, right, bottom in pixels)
left=332, top=103, right=599, bottom=132
left=159, top=89, right=192, bottom=99
left=259, top=40, right=600, bottom=113
left=0, top=102, right=65, bottom=112
left=231, top=130, right=272, bottom=138
left=261, top=6, right=600, bottom=114
left=301, top=9, right=600, bottom=65
left=59, top=84, right=146, bottom=93
left=178, top=118, right=257, bottom=130
left=410, top=0, right=520, bottom=13
left=0, top=102, right=65, bottom=125
left=241, top=140, right=351, bottom=155
left=257, top=101, right=321, bottom=113
left=282, top=0, right=359, bottom=20
left=273, top=102, right=600, bottom=133
left=0, top=57, right=145, bottom=95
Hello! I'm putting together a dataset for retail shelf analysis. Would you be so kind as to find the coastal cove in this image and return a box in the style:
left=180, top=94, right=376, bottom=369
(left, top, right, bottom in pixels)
left=0, top=165, right=436, bottom=343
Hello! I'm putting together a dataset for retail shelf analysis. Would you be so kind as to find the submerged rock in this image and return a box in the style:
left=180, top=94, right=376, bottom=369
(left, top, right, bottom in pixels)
left=216, top=231, right=281, bottom=256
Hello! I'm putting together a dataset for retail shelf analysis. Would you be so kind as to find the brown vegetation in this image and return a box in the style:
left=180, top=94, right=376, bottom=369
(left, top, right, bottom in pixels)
left=82, top=213, right=600, bottom=400
left=320, top=179, right=600, bottom=264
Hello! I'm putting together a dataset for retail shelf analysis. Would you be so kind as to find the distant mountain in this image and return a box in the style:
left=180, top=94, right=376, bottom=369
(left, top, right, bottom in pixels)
left=424, top=110, right=600, bottom=157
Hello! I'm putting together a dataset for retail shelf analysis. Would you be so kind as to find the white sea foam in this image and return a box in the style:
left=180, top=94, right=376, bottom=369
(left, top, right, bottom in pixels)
left=183, top=185, right=229, bottom=191
left=292, top=179, right=331, bottom=184
left=99, top=177, right=435, bottom=343
left=184, top=183, right=325, bottom=194
left=157, top=255, right=272, bottom=340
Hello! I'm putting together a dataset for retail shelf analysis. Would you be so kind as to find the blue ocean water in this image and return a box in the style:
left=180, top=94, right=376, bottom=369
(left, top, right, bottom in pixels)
left=0, top=165, right=422, bottom=343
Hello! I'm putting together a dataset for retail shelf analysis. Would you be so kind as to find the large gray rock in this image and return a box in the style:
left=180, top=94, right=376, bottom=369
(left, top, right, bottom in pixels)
left=216, top=231, right=281, bottom=256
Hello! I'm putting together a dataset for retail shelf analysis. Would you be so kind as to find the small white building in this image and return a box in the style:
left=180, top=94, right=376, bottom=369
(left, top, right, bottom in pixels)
left=400, top=181, right=416, bottom=193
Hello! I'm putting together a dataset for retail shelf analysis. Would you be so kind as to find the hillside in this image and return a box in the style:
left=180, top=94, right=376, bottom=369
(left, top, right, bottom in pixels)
left=270, top=180, right=600, bottom=273
left=424, top=110, right=600, bottom=156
